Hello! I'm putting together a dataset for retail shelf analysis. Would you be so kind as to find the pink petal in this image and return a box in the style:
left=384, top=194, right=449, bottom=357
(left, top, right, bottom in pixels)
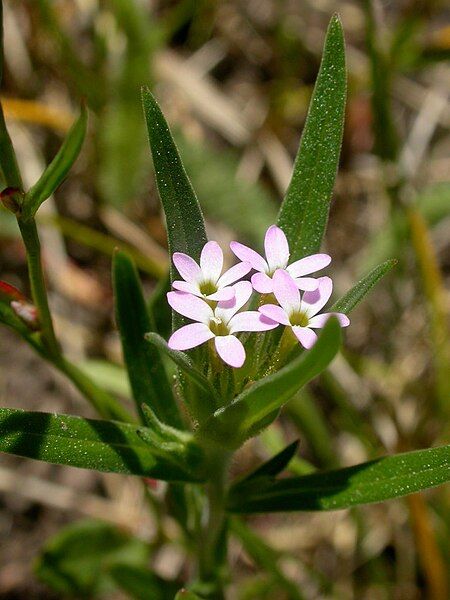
left=230, top=241, right=268, bottom=272
left=206, top=287, right=235, bottom=302
left=168, top=323, right=214, bottom=350
left=264, top=225, right=289, bottom=271
left=200, top=241, right=223, bottom=283
left=172, top=280, right=200, bottom=295
left=272, top=269, right=300, bottom=316
left=229, top=311, right=279, bottom=333
left=292, top=326, right=318, bottom=349
left=294, top=277, right=319, bottom=291
left=173, top=253, right=201, bottom=283
left=258, top=304, right=290, bottom=326
left=167, top=291, right=213, bottom=324
left=215, top=281, right=253, bottom=323
left=217, top=261, right=252, bottom=288
left=214, top=335, right=246, bottom=368
left=308, top=312, right=350, bottom=328
left=251, top=272, right=273, bottom=294
left=301, top=276, right=333, bottom=317
left=287, top=254, right=331, bottom=278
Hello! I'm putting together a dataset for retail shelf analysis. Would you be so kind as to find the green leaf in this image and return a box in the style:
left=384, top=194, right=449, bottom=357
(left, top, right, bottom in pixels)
left=22, top=105, right=87, bottom=220
left=330, top=259, right=396, bottom=314
left=277, top=15, right=346, bottom=260
left=35, top=519, right=149, bottom=597
left=109, top=564, right=179, bottom=600
left=243, top=440, right=300, bottom=481
left=228, top=444, right=450, bottom=513
left=113, top=250, right=182, bottom=428
left=0, top=407, right=205, bottom=482
left=197, top=319, right=341, bottom=448
left=141, top=88, right=207, bottom=329
left=145, top=332, right=219, bottom=402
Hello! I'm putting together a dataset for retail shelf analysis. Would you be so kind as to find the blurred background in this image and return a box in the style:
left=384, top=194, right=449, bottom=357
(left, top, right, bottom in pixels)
left=0, top=0, right=449, bottom=598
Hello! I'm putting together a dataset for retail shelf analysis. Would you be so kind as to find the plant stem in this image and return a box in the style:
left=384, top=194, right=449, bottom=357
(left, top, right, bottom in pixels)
left=198, top=451, right=230, bottom=599
left=17, top=218, right=133, bottom=423
left=18, top=217, right=59, bottom=358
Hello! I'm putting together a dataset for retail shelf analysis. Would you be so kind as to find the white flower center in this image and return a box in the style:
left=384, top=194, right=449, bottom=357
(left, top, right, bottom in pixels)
left=199, top=280, right=218, bottom=296
left=209, top=316, right=230, bottom=336
left=289, top=310, right=309, bottom=327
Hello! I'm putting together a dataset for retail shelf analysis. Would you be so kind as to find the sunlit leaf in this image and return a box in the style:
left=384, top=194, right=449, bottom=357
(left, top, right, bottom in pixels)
left=142, top=88, right=207, bottom=328
left=0, top=408, right=205, bottom=482
left=22, top=105, right=87, bottom=219
left=228, top=444, right=450, bottom=513
left=277, top=15, right=346, bottom=260
left=197, top=319, right=341, bottom=448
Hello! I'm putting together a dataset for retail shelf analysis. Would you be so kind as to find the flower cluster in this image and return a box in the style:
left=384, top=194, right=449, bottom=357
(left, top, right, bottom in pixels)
left=167, top=225, right=349, bottom=368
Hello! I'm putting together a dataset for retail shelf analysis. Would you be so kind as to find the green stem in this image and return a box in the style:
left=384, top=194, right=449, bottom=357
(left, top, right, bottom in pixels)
left=198, top=451, right=230, bottom=599
left=18, top=218, right=59, bottom=358
left=17, top=219, right=133, bottom=423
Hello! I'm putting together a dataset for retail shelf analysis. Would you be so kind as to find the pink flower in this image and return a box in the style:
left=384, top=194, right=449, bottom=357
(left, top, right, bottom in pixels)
left=167, top=281, right=277, bottom=368
left=172, top=241, right=251, bottom=302
left=230, top=225, right=331, bottom=294
left=258, top=269, right=349, bottom=349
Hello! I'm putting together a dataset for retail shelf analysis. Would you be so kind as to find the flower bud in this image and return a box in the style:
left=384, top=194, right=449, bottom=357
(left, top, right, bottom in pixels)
left=0, top=187, right=23, bottom=215
left=10, top=300, right=40, bottom=331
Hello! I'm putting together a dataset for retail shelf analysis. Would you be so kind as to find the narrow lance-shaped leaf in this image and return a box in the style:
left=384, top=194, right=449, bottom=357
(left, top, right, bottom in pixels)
left=113, top=251, right=182, bottom=428
left=22, top=104, right=88, bottom=220
left=243, top=440, right=300, bottom=481
left=228, top=444, right=450, bottom=513
left=0, top=407, right=205, bottom=482
left=197, top=319, right=341, bottom=449
left=330, top=259, right=396, bottom=314
left=141, top=88, right=208, bottom=328
left=277, top=15, right=346, bottom=260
